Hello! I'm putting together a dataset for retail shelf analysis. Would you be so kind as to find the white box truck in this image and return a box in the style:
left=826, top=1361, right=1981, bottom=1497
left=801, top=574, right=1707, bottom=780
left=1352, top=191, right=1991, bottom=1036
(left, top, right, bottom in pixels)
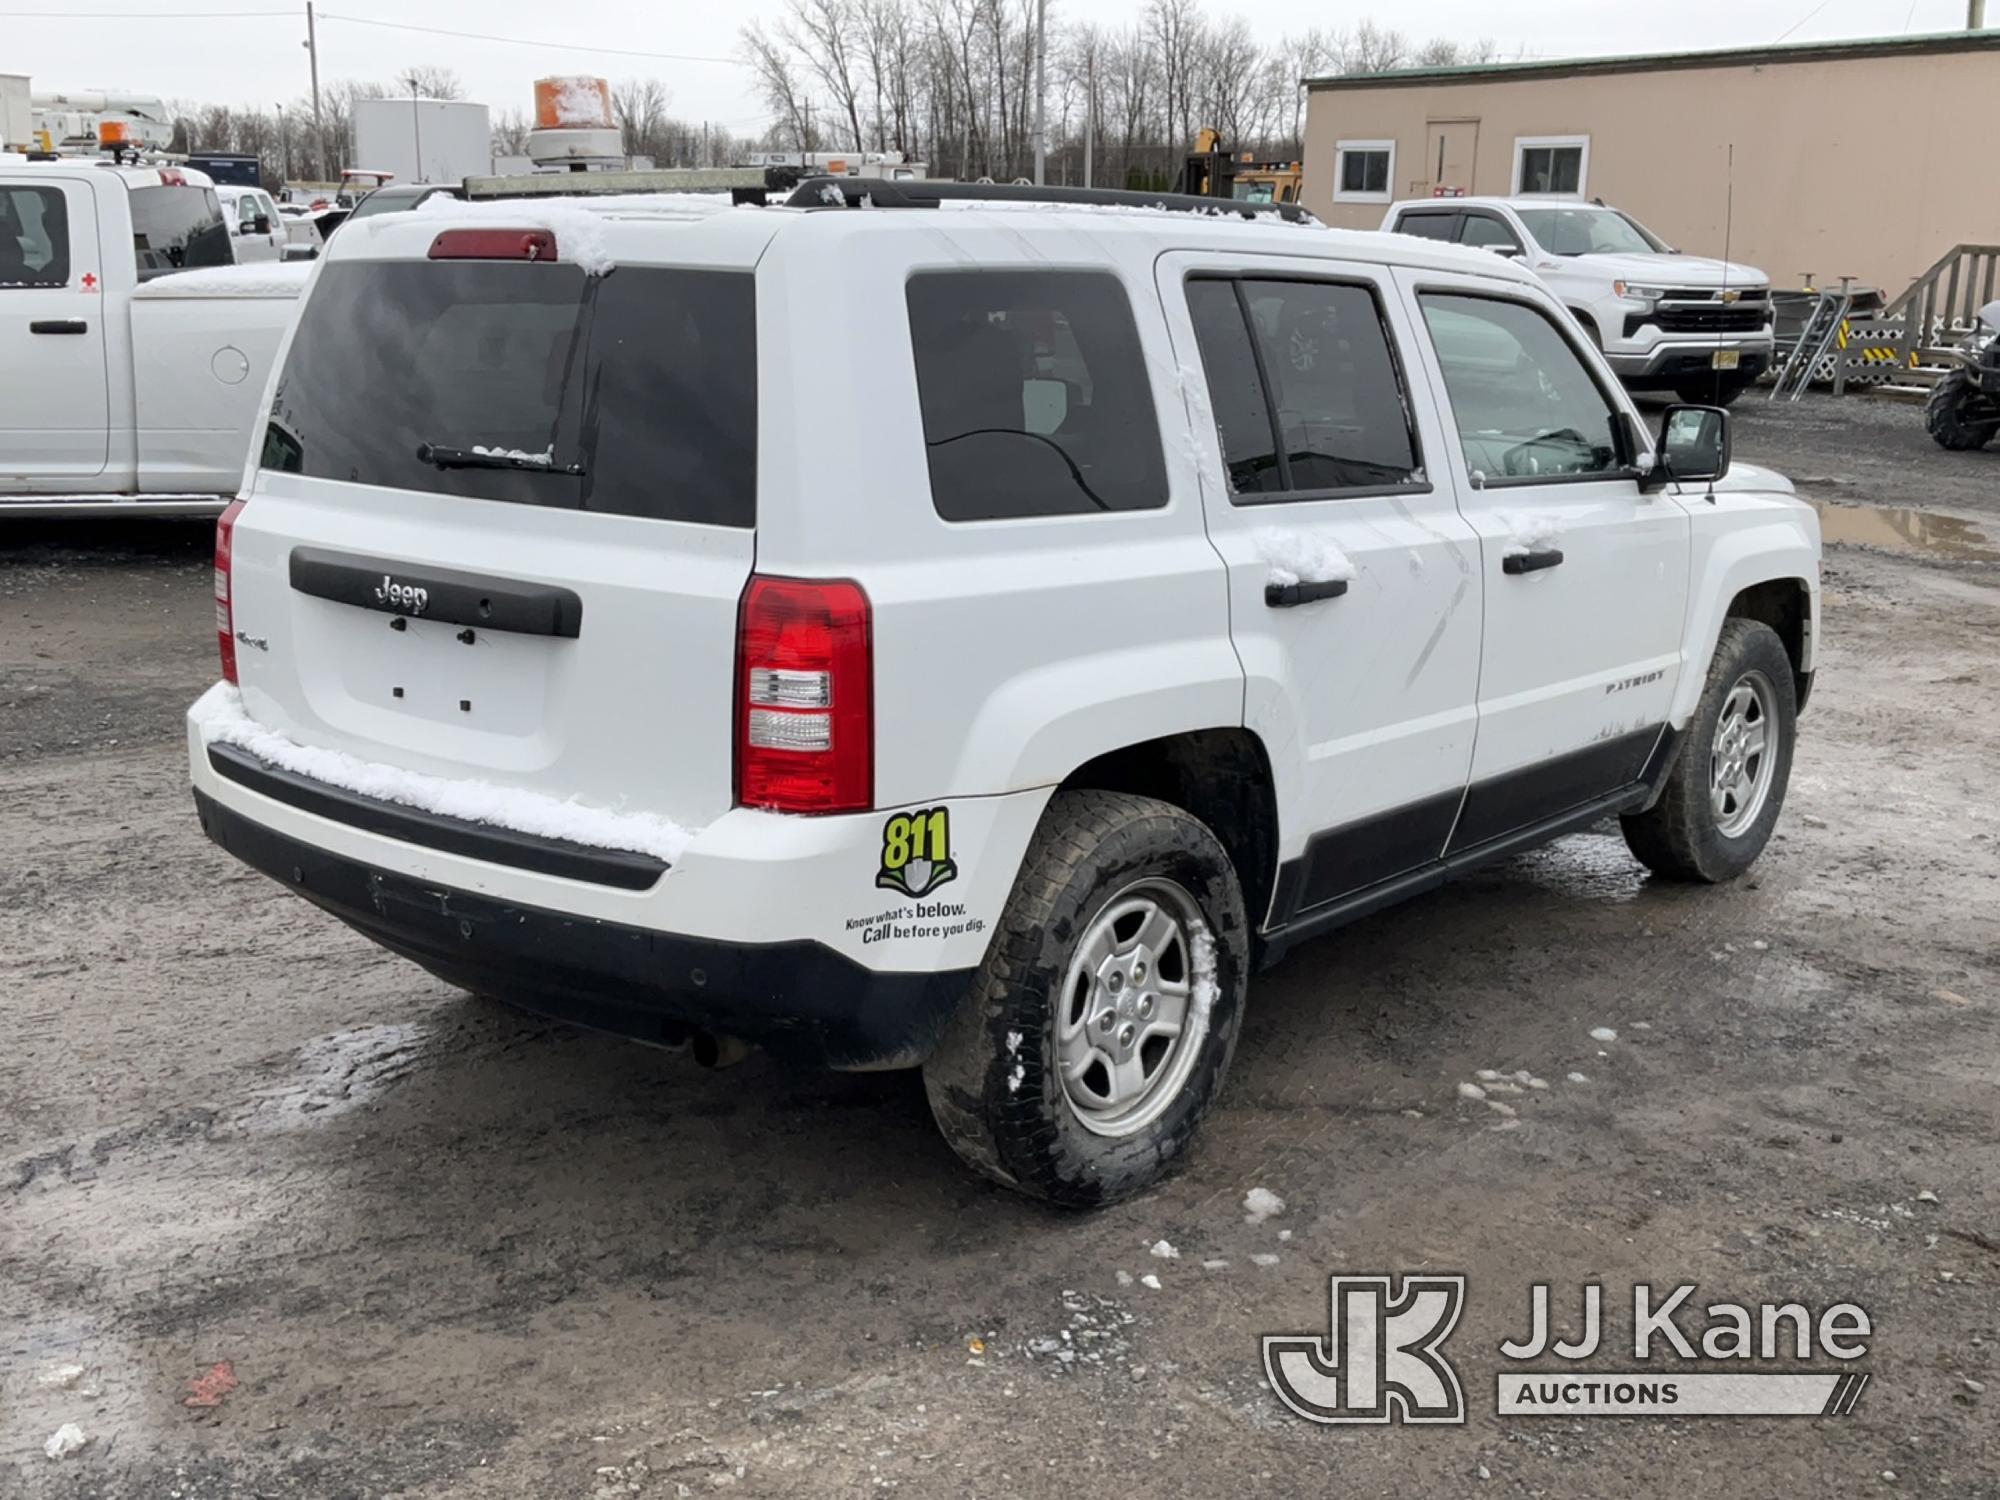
left=350, top=98, right=492, bottom=186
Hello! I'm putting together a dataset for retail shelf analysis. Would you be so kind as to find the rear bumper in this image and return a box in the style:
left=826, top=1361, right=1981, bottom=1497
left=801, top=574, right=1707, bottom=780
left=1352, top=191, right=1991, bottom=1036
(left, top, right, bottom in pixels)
left=194, top=786, right=975, bottom=1068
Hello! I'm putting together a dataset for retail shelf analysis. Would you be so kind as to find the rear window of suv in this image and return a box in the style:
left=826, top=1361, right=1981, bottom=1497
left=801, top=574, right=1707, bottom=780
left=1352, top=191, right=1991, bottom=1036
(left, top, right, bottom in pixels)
left=261, top=261, right=757, bottom=527
left=908, top=269, right=1168, bottom=521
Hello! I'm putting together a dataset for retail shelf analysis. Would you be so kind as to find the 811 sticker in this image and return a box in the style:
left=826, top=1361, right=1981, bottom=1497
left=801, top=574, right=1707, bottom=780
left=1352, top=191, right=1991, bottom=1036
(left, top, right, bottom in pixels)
left=876, top=806, right=958, bottom=899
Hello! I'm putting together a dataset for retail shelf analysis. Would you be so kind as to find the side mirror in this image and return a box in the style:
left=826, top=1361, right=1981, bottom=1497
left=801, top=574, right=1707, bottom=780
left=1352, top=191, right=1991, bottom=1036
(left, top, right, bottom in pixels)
left=253, top=214, right=272, bottom=236
left=1644, top=404, right=1731, bottom=490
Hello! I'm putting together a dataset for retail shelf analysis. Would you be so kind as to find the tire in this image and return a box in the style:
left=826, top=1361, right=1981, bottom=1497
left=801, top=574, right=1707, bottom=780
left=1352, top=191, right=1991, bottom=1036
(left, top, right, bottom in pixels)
left=1621, top=618, right=1797, bottom=883
left=1924, top=369, right=1999, bottom=451
left=1674, top=375, right=1746, bottom=407
left=922, top=790, right=1249, bottom=1208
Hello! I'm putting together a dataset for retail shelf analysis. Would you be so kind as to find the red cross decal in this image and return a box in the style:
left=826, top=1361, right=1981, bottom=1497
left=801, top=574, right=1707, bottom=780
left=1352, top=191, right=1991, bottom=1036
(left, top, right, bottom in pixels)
left=80, top=272, right=98, bottom=291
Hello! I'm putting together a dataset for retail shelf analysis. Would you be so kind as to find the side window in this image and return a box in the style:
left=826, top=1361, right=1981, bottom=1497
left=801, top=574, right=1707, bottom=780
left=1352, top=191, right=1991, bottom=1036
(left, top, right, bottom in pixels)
left=0, top=186, right=72, bottom=288
left=1395, top=212, right=1458, bottom=242
left=907, top=269, right=1168, bottom=521
left=1457, top=214, right=1521, bottom=252
left=1186, top=280, right=1282, bottom=495
left=1186, top=276, right=1424, bottom=500
left=1419, top=293, right=1624, bottom=483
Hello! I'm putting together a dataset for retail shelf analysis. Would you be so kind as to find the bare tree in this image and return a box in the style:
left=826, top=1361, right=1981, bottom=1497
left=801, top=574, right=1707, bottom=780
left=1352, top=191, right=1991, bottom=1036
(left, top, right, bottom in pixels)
left=491, top=108, right=533, bottom=158
left=393, top=64, right=464, bottom=100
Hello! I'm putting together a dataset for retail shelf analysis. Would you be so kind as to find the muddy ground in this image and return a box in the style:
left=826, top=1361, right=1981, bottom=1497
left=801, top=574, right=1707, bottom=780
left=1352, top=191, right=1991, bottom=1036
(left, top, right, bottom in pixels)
left=3, top=395, right=1997, bottom=1498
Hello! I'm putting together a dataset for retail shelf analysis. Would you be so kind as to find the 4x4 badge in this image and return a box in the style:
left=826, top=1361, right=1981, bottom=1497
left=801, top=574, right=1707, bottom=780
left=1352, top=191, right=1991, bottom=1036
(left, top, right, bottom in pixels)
left=877, top=807, right=958, bottom=899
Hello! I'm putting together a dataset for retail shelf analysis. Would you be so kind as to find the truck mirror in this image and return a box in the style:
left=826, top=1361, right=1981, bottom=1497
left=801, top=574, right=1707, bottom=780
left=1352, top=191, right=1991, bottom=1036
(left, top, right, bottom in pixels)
left=1657, top=405, right=1731, bottom=485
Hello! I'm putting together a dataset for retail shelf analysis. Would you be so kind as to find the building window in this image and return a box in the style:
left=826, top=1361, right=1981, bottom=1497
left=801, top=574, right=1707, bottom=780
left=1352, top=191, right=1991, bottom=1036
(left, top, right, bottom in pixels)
left=1513, top=136, right=1588, bottom=197
left=1333, top=140, right=1395, bottom=203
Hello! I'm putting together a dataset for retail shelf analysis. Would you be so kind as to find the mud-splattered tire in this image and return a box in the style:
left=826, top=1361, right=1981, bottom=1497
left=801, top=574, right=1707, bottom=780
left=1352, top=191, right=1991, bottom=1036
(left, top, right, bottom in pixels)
left=922, top=790, right=1249, bottom=1208
left=1924, top=370, right=1999, bottom=451
left=1621, top=618, right=1797, bottom=883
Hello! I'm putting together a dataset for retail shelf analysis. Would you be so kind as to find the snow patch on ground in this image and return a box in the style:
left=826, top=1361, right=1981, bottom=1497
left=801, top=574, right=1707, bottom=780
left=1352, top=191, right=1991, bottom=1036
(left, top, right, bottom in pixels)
left=1243, top=1187, right=1286, bottom=1225
left=44, top=1424, right=89, bottom=1460
left=1139, top=1273, right=1162, bottom=1290
left=131, top=262, right=313, bottom=299
left=1149, top=1239, right=1180, bottom=1260
left=1566, top=1071, right=1590, bottom=1084
left=1496, top=510, right=1563, bottom=560
left=190, top=683, right=695, bottom=862
left=1252, top=527, right=1356, bottom=589
left=36, top=1364, right=85, bottom=1389
left=1589, top=1026, right=1619, bottom=1043
left=1249, top=1253, right=1280, bottom=1267
left=1006, top=1062, right=1026, bottom=1095
left=1456, top=1081, right=1487, bottom=1101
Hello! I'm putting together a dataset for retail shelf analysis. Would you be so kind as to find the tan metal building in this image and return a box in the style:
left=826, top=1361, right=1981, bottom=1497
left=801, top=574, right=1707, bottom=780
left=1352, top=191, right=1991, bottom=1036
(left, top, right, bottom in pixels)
left=1302, top=30, right=2000, bottom=296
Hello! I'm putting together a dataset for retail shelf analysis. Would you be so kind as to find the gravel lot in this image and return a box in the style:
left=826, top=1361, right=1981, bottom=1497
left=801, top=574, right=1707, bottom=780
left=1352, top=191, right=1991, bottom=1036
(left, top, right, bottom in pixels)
left=4, top=395, right=1997, bottom=1497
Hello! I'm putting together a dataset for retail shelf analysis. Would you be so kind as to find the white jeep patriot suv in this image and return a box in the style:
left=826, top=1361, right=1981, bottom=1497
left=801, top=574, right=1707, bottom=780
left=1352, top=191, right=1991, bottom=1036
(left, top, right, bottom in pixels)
left=190, top=179, right=1820, bottom=1206
left=1381, top=197, right=1775, bottom=405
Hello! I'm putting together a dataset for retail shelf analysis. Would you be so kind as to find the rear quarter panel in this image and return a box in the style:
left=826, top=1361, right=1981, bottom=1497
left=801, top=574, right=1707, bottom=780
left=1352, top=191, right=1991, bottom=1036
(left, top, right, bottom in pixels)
left=130, top=289, right=299, bottom=491
left=749, top=214, right=1244, bottom=808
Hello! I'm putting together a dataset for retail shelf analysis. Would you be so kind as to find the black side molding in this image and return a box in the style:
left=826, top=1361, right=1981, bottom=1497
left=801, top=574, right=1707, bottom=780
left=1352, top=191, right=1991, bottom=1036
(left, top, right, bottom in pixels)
left=206, top=742, right=664, bottom=890
left=289, top=547, right=584, bottom=638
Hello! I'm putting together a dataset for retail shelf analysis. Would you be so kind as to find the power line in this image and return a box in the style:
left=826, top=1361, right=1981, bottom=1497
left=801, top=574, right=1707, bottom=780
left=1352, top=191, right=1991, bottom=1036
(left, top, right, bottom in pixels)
left=316, top=12, right=747, bottom=66
left=1774, top=0, right=1838, bottom=42
left=0, top=7, right=290, bottom=14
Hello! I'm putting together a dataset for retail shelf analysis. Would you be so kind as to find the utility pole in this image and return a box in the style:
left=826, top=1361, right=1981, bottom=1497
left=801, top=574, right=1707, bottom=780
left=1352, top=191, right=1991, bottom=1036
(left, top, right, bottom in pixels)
left=1083, top=54, right=1094, bottom=188
left=1032, top=0, right=1047, bottom=184
left=277, top=102, right=290, bottom=184
left=305, top=1, right=326, bottom=181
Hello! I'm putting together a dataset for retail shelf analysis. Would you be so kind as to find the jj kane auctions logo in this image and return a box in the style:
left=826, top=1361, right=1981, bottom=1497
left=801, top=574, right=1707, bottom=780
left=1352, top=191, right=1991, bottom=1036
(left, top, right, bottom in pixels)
left=1266, top=1277, right=1872, bottom=1423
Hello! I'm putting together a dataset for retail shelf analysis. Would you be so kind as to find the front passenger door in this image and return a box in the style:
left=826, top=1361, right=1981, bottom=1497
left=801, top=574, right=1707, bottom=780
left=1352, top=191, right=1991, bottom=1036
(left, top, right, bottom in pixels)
left=1396, top=271, right=1689, bottom=852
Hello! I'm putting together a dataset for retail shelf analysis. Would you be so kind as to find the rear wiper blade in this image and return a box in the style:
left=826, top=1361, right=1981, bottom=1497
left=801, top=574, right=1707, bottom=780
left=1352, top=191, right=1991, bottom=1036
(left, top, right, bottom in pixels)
left=416, top=442, right=585, bottom=476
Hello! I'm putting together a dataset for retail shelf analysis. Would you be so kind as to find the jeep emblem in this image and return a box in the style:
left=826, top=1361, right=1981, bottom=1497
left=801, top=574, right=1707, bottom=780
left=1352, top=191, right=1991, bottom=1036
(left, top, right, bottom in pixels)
left=375, top=574, right=429, bottom=615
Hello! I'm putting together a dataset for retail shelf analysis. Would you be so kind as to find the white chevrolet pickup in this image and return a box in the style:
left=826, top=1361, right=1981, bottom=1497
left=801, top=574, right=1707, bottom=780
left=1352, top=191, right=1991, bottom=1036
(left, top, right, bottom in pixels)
left=1, top=161, right=307, bottom=517
left=1382, top=197, right=1774, bottom=405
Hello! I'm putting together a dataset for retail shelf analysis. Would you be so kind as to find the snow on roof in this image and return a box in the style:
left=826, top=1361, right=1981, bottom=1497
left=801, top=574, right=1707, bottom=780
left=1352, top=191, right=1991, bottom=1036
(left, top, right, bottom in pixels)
left=131, top=262, right=314, bottom=299
left=413, top=191, right=736, bottom=276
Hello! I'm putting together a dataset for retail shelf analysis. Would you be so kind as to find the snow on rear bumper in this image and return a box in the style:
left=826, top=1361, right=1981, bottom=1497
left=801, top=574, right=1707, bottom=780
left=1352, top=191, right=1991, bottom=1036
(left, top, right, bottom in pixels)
left=187, top=696, right=1050, bottom=980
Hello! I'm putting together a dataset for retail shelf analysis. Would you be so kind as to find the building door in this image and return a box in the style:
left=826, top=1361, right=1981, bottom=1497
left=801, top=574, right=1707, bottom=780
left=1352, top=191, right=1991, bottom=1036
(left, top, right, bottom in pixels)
left=1424, top=120, right=1479, bottom=197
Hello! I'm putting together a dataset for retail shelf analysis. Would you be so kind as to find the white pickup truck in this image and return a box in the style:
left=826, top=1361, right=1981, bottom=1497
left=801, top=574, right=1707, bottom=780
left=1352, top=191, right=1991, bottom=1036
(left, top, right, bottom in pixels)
left=1381, top=197, right=1775, bottom=405
left=1, top=161, right=306, bottom=517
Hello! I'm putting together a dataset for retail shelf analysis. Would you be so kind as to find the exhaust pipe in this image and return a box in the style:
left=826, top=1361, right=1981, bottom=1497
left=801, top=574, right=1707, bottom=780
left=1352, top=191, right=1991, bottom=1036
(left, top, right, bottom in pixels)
left=690, top=1030, right=752, bottom=1069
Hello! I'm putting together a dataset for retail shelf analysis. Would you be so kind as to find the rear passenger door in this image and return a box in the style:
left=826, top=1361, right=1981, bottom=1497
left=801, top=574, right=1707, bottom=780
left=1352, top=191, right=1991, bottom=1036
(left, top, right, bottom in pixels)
left=1393, top=269, right=1689, bottom=852
left=1158, top=253, right=1484, bottom=926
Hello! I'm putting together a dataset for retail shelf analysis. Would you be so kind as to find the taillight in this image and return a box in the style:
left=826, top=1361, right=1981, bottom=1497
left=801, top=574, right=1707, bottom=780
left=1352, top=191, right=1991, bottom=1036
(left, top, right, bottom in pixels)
left=735, top=575, right=873, bottom=813
left=427, top=228, right=558, bottom=261
left=215, top=499, right=246, bottom=684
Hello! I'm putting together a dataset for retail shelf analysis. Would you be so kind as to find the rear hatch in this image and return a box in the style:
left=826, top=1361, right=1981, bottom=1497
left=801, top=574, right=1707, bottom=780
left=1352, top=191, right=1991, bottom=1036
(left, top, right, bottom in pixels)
left=226, top=210, right=771, bottom=841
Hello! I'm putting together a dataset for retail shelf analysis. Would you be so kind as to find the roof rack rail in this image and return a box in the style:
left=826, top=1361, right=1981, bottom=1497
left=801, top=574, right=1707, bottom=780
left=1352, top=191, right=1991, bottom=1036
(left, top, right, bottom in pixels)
left=786, top=176, right=1318, bottom=224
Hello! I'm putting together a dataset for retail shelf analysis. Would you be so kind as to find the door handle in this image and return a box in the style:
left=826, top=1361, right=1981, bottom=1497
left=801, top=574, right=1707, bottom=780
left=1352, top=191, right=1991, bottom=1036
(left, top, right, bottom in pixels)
left=29, top=320, right=88, bottom=335
left=1502, top=549, right=1564, bottom=575
left=1265, top=578, right=1350, bottom=607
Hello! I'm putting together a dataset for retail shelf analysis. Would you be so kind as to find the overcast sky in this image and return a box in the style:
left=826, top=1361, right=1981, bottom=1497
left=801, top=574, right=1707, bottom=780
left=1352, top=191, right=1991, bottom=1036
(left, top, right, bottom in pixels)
left=12, top=0, right=1982, bottom=129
